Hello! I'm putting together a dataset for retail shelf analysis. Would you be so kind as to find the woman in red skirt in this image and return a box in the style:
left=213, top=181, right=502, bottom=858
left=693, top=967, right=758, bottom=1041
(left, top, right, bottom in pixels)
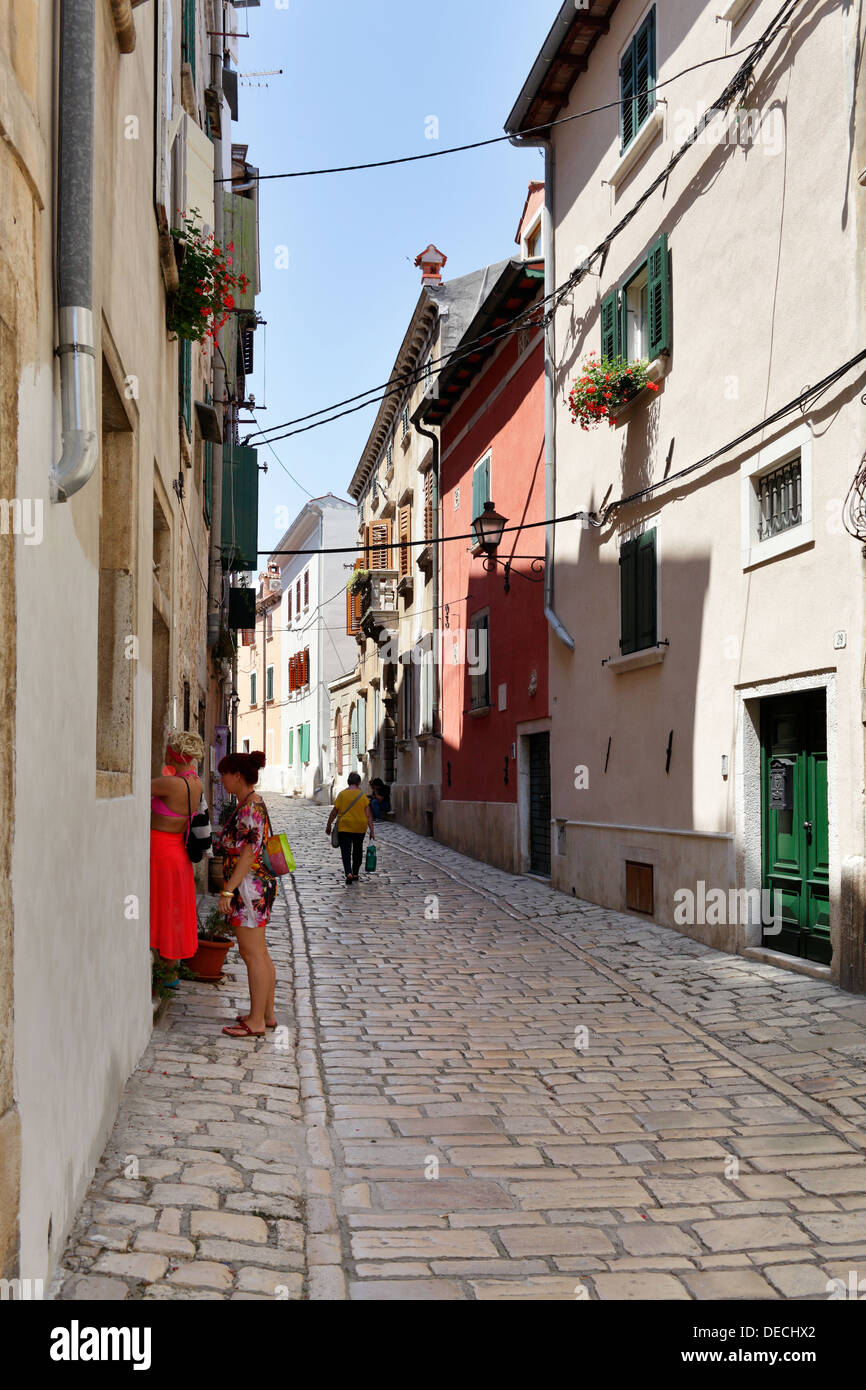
left=150, top=729, right=204, bottom=961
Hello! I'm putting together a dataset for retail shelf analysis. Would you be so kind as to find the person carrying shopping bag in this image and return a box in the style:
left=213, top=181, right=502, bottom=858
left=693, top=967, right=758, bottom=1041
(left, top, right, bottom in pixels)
left=326, top=772, right=375, bottom=884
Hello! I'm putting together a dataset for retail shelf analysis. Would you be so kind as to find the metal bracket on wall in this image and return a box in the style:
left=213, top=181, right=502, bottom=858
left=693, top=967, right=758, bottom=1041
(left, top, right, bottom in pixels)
left=665, top=729, right=674, bottom=774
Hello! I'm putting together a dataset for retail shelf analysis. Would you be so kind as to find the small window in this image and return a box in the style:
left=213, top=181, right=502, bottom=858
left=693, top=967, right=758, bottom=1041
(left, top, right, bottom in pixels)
left=304, top=569, right=309, bottom=609
left=266, top=610, right=273, bottom=640
left=287, top=587, right=292, bottom=623
left=469, top=610, right=490, bottom=711
left=619, top=528, right=657, bottom=656
left=401, top=404, right=410, bottom=439
left=266, top=665, right=274, bottom=702
left=620, top=7, right=657, bottom=154
left=400, top=667, right=414, bottom=739
left=756, top=456, right=802, bottom=542
left=250, top=671, right=257, bottom=706
left=626, top=860, right=654, bottom=914
left=623, top=266, right=649, bottom=363
left=525, top=218, right=542, bottom=258
left=386, top=442, right=394, bottom=471
left=601, top=233, right=669, bottom=365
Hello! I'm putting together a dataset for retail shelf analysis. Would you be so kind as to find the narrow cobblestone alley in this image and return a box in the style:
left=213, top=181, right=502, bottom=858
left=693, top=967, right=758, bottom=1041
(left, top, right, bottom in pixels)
left=59, top=803, right=866, bottom=1302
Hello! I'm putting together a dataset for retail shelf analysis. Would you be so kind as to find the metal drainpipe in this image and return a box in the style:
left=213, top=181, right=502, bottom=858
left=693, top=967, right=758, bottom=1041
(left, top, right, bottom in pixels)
left=414, top=419, right=441, bottom=734
left=508, top=134, right=575, bottom=650
left=207, top=0, right=225, bottom=649
left=51, top=0, right=99, bottom=503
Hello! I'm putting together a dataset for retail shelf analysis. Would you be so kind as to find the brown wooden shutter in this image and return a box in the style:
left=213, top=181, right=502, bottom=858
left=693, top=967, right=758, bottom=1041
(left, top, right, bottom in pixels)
left=398, top=505, right=411, bottom=579
left=304, top=569, right=309, bottom=609
left=304, top=648, right=310, bottom=686
left=424, top=471, right=433, bottom=543
left=370, top=519, right=392, bottom=570
left=347, top=559, right=363, bottom=635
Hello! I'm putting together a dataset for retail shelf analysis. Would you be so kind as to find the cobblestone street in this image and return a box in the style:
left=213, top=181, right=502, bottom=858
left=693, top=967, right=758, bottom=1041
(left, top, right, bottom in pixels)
left=59, top=802, right=866, bottom=1301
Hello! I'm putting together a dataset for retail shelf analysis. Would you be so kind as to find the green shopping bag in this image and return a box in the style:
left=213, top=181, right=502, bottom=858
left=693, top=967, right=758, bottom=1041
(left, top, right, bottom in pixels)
left=365, top=842, right=377, bottom=873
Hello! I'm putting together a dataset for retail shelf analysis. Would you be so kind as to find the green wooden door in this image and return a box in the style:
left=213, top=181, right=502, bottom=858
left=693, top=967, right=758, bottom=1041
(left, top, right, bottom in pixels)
left=761, top=692, right=830, bottom=964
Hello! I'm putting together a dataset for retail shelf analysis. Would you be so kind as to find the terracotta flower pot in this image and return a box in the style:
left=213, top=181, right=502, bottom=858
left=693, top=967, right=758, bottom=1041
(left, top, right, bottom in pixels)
left=188, top=936, right=232, bottom=982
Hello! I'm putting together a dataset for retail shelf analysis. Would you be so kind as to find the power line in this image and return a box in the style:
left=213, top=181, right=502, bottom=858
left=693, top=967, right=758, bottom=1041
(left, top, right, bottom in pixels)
left=215, top=38, right=775, bottom=184
left=244, top=0, right=802, bottom=451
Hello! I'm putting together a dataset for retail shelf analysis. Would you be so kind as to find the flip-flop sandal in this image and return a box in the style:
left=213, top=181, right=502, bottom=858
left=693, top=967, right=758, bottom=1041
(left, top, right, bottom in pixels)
left=222, top=1020, right=266, bottom=1038
left=236, top=1015, right=277, bottom=1030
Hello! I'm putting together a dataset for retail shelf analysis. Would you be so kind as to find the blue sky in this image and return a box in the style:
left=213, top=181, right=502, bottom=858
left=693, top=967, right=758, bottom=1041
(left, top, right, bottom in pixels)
left=232, top=0, right=555, bottom=555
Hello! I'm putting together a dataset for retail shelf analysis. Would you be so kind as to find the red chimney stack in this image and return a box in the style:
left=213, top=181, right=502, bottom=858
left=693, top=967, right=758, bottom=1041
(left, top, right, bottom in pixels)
left=414, top=244, right=447, bottom=286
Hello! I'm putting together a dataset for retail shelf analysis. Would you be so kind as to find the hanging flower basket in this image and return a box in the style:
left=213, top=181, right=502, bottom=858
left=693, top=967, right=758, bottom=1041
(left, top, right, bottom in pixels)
left=166, top=210, right=250, bottom=342
left=568, top=352, right=659, bottom=430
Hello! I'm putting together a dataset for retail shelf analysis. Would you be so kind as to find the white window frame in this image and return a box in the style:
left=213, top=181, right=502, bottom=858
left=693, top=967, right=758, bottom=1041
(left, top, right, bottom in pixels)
left=522, top=209, right=543, bottom=261
left=740, top=423, right=813, bottom=571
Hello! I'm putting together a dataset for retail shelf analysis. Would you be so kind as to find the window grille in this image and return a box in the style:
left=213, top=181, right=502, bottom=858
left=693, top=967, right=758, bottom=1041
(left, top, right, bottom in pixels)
left=756, top=457, right=802, bottom=541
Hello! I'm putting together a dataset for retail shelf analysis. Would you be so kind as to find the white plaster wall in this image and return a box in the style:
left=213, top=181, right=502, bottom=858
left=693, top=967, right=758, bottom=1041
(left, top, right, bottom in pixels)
left=546, top=1, right=864, bottom=967
left=11, top=0, right=174, bottom=1281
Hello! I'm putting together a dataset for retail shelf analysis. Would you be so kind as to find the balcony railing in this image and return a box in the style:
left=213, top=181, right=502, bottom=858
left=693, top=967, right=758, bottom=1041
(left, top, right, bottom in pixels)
left=360, top=570, right=399, bottom=636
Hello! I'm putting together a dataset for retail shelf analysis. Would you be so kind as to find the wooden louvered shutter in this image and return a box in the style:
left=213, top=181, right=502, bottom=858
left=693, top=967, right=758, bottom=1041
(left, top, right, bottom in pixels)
left=636, top=529, right=657, bottom=651
left=288, top=655, right=295, bottom=691
left=398, top=504, right=411, bottom=579
left=601, top=290, right=619, bottom=364
left=370, top=519, right=392, bottom=570
left=304, top=569, right=309, bottom=608
left=304, top=648, right=310, bottom=687
left=620, top=40, right=636, bottom=152
left=635, top=8, right=656, bottom=133
left=424, top=470, right=433, bottom=543
left=647, top=233, right=670, bottom=359
left=347, top=559, right=363, bottom=634
left=619, top=537, right=638, bottom=656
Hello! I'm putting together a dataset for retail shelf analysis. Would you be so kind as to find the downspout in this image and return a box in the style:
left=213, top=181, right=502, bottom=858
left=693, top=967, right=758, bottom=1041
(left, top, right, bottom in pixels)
left=51, top=0, right=99, bottom=503
left=509, top=134, right=574, bottom=650
left=207, top=0, right=225, bottom=649
left=413, top=418, right=441, bottom=734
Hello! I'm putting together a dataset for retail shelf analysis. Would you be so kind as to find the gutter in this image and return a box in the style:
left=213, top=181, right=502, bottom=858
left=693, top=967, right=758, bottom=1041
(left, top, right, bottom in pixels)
left=207, top=3, right=226, bottom=648
left=51, top=0, right=98, bottom=503
left=508, top=132, right=575, bottom=650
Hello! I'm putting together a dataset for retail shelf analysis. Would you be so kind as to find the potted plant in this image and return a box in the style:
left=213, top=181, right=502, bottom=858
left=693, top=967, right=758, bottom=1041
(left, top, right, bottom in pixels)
left=187, top=906, right=233, bottom=982
left=166, top=209, right=250, bottom=343
left=346, top=568, right=371, bottom=595
left=568, top=352, right=659, bottom=430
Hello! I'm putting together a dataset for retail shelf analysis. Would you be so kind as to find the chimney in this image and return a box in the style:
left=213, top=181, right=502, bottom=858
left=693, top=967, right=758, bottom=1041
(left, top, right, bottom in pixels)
left=414, top=244, right=447, bottom=286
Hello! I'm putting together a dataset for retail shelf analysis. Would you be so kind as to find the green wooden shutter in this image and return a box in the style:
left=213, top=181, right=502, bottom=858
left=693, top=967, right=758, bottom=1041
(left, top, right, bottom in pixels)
left=266, top=666, right=274, bottom=702
left=635, top=8, right=657, bottom=132
left=182, top=0, right=196, bottom=79
left=300, top=723, right=310, bottom=764
left=288, top=728, right=293, bottom=765
left=620, top=41, right=636, bottom=151
left=358, top=695, right=367, bottom=752
left=601, top=290, right=619, bottom=363
left=250, top=671, right=257, bottom=705
left=472, top=458, right=490, bottom=520
left=619, top=538, right=638, bottom=655
left=221, top=444, right=260, bottom=570
left=636, top=529, right=658, bottom=651
left=647, top=232, right=670, bottom=359
left=179, top=338, right=192, bottom=437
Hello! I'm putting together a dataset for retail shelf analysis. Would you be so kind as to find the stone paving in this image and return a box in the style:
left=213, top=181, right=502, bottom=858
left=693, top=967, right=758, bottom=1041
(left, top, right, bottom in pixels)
left=58, top=800, right=866, bottom=1300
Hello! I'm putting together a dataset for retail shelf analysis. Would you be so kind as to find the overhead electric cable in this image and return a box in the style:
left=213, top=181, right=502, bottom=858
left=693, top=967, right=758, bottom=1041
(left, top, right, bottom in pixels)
left=215, top=36, right=781, bottom=183
left=246, top=0, right=802, bottom=450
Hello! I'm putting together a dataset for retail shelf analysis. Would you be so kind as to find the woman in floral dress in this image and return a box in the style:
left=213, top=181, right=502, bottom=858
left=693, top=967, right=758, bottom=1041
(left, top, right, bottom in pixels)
left=215, top=750, right=278, bottom=1037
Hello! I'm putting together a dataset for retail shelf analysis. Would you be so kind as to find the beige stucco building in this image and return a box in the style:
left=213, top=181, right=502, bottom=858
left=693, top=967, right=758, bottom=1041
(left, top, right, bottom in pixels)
left=507, top=0, right=866, bottom=990
left=0, top=0, right=242, bottom=1285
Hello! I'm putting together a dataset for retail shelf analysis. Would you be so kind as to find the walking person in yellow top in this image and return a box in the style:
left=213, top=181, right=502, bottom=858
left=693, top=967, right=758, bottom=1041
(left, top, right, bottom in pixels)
left=326, top=771, right=375, bottom=885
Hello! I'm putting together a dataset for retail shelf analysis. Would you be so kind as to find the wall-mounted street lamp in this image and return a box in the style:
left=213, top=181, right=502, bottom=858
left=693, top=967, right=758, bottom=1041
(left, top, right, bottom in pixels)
left=472, top=499, right=544, bottom=594
left=472, top=500, right=508, bottom=553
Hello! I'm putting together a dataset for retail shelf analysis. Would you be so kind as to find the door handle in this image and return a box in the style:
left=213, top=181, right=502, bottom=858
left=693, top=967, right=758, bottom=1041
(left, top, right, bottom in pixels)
left=803, top=820, right=813, bottom=843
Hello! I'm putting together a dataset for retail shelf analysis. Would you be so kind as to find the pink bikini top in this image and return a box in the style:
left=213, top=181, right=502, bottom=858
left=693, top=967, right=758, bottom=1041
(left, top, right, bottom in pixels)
left=151, top=766, right=197, bottom=819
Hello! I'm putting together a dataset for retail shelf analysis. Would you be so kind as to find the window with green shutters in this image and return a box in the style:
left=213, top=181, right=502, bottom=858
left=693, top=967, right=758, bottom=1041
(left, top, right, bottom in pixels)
left=620, top=7, right=656, bottom=153
left=181, top=0, right=196, bottom=80
left=179, top=338, right=192, bottom=438
left=619, top=529, right=657, bottom=655
left=288, top=728, right=294, bottom=766
left=300, top=723, right=311, bottom=764
left=266, top=665, right=274, bottom=702
left=203, top=384, right=213, bottom=526
left=600, top=233, right=670, bottom=364
left=250, top=671, right=257, bottom=706
left=472, top=453, right=491, bottom=522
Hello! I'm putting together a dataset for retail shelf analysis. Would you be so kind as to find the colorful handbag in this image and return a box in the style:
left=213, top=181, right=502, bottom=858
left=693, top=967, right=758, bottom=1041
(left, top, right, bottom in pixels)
left=365, top=842, right=377, bottom=873
left=261, top=832, right=296, bottom=876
